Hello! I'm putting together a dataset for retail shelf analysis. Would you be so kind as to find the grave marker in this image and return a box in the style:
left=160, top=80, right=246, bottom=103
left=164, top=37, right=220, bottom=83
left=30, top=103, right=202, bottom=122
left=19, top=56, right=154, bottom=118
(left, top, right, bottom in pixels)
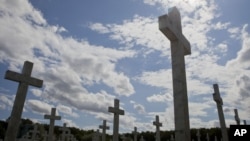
left=213, top=84, right=229, bottom=141
left=234, top=109, right=240, bottom=125
left=159, top=7, right=191, bottom=141
left=132, top=127, right=138, bottom=141
left=108, top=99, right=124, bottom=141
left=4, top=61, right=43, bottom=141
left=153, top=115, right=162, bottom=141
left=99, top=120, right=109, bottom=141
left=44, top=108, right=61, bottom=141
left=196, top=129, right=201, bottom=141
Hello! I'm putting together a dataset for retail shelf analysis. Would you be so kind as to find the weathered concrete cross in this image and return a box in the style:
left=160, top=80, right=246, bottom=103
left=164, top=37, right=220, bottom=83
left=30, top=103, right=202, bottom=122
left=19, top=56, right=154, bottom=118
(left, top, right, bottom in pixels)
left=213, top=84, right=228, bottom=141
left=30, top=124, right=40, bottom=141
left=158, top=7, right=191, bottom=141
left=196, top=129, right=201, bottom=141
left=206, top=133, right=210, bottom=141
left=4, top=61, right=43, bottom=141
left=59, top=123, right=71, bottom=141
left=44, top=108, right=61, bottom=141
left=243, top=120, right=247, bottom=125
left=108, top=99, right=124, bottom=141
left=99, top=120, right=109, bottom=141
left=153, top=115, right=162, bottom=141
left=132, top=127, right=138, bottom=141
left=234, top=109, right=240, bottom=125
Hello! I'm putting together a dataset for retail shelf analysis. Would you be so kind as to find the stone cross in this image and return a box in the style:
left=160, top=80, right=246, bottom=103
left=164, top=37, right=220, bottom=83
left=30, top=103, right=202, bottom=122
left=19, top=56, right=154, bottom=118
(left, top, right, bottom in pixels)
left=93, top=129, right=101, bottom=141
left=44, top=108, right=61, bottom=141
left=213, top=84, right=228, bottom=141
left=139, top=136, right=144, bottom=141
left=206, top=133, right=210, bottom=141
left=99, top=120, right=109, bottom=141
left=196, top=129, right=201, bottom=141
left=132, top=127, right=138, bottom=141
left=158, top=7, right=191, bottom=141
left=243, top=120, right=247, bottom=125
left=4, top=61, right=43, bottom=141
left=153, top=115, right=162, bottom=141
left=59, top=123, right=71, bottom=141
left=43, top=131, right=49, bottom=141
left=170, top=134, right=174, bottom=141
left=30, top=124, right=40, bottom=141
left=234, top=109, right=240, bottom=125
left=108, top=99, right=125, bottom=141
left=214, top=136, right=217, bottom=141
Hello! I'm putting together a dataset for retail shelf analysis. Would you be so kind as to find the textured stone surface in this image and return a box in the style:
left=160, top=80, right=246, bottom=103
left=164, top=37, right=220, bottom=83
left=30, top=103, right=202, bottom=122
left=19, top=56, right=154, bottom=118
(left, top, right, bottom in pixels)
left=234, top=109, right=240, bottom=125
left=4, top=61, right=43, bottom=141
left=132, top=127, right=138, bottom=141
left=108, top=99, right=124, bottom=141
left=153, top=115, right=162, bottom=141
left=158, top=7, right=191, bottom=141
left=99, top=120, right=109, bottom=141
left=44, top=108, right=61, bottom=141
left=213, top=84, right=228, bottom=141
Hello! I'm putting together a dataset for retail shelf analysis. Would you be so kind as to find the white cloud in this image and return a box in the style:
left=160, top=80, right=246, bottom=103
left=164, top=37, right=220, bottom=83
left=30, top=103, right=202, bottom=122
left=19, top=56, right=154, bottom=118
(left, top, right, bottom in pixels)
left=57, top=104, right=79, bottom=118
left=26, top=99, right=52, bottom=115
left=146, top=92, right=173, bottom=103
left=130, top=101, right=146, bottom=114
left=88, top=15, right=170, bottom=56
left=0, top=0, right=136, bottom=119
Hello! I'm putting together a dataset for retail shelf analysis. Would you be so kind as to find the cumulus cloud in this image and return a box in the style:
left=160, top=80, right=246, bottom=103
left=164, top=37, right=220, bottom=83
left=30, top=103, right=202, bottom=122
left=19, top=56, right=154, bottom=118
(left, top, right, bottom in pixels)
left=0, top=0, right=136, bottom=119
left=26, top=99, right=52, bottom=115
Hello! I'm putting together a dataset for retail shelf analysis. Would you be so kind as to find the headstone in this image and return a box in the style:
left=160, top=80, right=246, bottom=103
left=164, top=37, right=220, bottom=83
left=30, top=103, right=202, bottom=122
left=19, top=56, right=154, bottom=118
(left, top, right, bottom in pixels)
left=206, top=133, right=209, bottom=141
left=196, top=129, right=201, bottom=141
left=44, top=108, right=61, bottom=141
left=99, top=120, right=109, bottom=141
left=4, top=61, right=43, bottom=141
left=153, top=115, right=162, bottom=141
left=132, top=127, right=138, bottom=141
left=92, top=129, right=101, bottom=141
left=170, top=134, right=174, bottom=141
left=234, top=109, right=240, bottom=125
left=213, top=84, right=229, bottom=141
left=59, top=123, right=71, bottom=141
left=139, top=136, right=144, bottom=141
left=243, top=120, right=247, bottom=125
left=214, top=136, right=217, bottom=141
left=108, top=99, right=125, bottom=141
left=158, top=7, right=191, bottom=141
left=30, top=124, right=40, bottom=141
left=43, top=131, right=49, bottom=141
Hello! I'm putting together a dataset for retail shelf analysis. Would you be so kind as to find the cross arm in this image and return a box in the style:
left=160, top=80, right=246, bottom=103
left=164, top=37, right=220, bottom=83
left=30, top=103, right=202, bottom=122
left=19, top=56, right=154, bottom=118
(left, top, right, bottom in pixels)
left=158, top=14, right=191, bottom=55
left=99, top=125, right=110, bottom=129
left=5, top=70, right=43, bottom=87
left=213, top=84, right=223, bottom=105
left=153, top=121, right=162, bottom=127
left=108, top=107, right=125, bottom=115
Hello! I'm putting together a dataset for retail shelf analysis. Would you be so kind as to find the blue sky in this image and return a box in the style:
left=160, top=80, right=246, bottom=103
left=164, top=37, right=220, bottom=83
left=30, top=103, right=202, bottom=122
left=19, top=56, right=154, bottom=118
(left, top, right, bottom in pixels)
left=0, top=0, right=250, bottom=134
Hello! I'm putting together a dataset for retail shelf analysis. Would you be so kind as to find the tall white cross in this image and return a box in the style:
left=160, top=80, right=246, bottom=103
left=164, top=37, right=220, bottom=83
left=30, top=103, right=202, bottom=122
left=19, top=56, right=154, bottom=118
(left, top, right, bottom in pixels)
left=108, top=99, right=124, bottom=141
left=213, top=84, right=228, bottom=141
left=153, top=115, right=162, bottom=141
left=132, top=127, right=138, bottom=141
left=99, top=120, right=109, bottom=141
left=4, top=61, right=43, bottom=141
left=158, top=7, right=191, bottom=141
left=44, top=108, right=61, bottom=141
left=234, top=109, right=240, bottom=125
